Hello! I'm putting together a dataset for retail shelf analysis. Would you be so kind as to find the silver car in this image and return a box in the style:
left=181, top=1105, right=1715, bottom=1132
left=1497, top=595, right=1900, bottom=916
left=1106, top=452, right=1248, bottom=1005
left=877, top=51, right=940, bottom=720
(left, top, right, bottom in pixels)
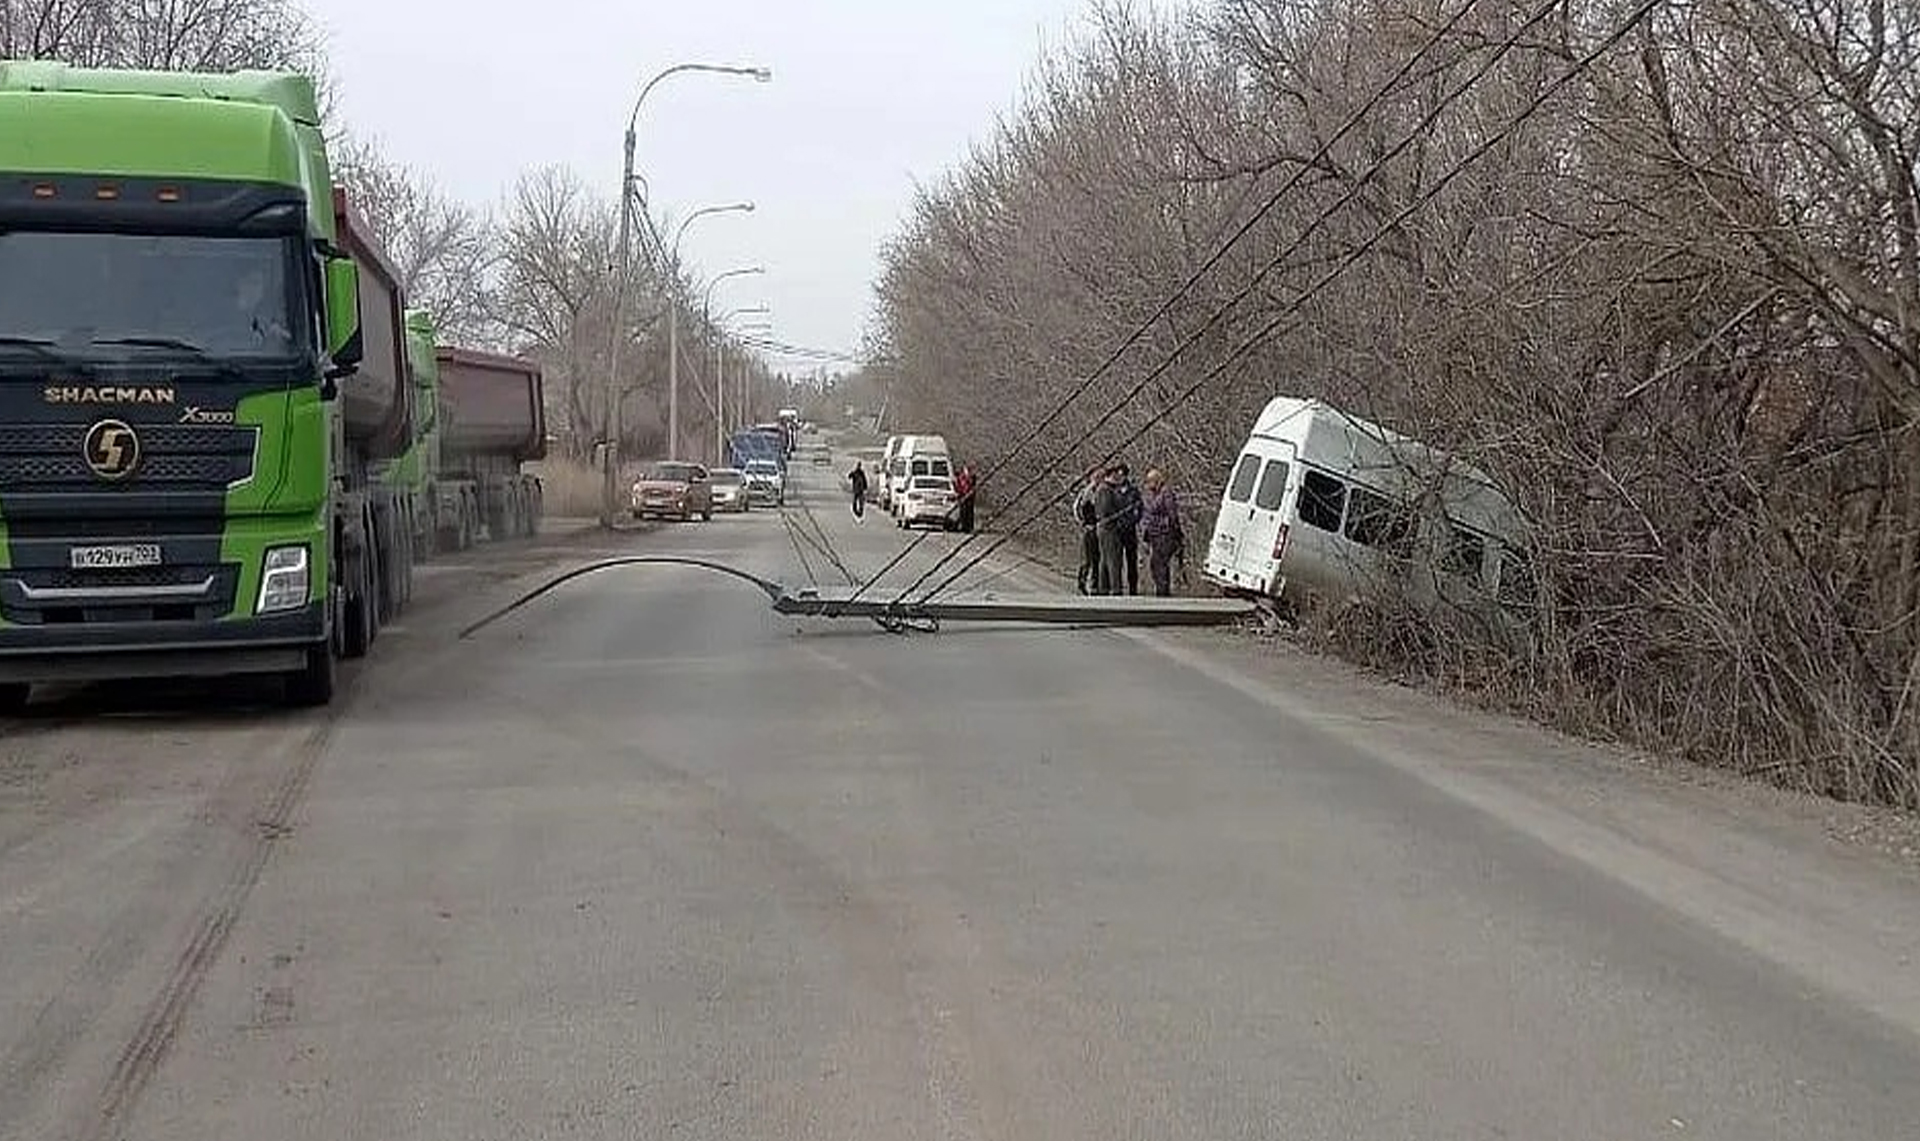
left=708, top=468, right=750, bottom=512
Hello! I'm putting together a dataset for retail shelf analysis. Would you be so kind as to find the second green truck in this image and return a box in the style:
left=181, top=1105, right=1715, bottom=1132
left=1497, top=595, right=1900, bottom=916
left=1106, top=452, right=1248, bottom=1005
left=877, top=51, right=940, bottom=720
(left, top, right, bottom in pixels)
left=0, top=60, right=547, bottom=709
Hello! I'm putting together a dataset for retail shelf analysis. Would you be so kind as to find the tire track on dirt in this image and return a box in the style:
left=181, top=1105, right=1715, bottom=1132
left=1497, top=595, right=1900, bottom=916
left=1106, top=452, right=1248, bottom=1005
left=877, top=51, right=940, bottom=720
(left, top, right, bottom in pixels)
left=75, top=706, right=338, bottom=1141
left=71, top=541, right=637, bottom=1141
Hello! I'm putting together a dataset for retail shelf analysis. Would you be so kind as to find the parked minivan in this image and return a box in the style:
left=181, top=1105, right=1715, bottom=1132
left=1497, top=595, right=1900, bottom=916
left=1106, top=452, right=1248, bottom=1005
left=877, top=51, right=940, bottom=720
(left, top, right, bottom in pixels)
left=886, top=434, right=950, bottom=515
left=1204, top=396, right=1532, bottom=640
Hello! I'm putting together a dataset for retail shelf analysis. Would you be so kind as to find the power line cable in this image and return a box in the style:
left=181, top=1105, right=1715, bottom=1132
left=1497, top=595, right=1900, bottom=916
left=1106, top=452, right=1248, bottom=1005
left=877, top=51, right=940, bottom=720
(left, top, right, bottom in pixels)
left=907, top=0, right=1664, bottom=609
left=823, top=0, right=1493, bottom=618
left=890, top=0, right=1576, bottom=607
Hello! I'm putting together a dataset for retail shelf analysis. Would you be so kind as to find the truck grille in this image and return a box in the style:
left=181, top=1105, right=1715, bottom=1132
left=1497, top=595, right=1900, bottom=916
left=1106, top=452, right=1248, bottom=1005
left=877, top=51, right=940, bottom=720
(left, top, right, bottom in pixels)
left=0, top=423, right=258, bottom=490
left=0, top=562, right=240, bottom=625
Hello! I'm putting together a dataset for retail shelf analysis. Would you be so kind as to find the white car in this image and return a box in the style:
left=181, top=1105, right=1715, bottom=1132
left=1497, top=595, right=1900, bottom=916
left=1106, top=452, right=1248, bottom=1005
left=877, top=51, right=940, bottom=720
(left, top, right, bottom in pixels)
left=896, top=474, right=958, bottom=530
left=743, top=459, right=785, bottom=506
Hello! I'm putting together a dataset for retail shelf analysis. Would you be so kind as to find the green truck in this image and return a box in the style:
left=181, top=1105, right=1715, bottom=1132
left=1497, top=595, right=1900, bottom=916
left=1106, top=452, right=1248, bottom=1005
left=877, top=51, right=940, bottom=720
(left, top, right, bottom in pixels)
left=395, top=311, right=546, bottom=562
left=0, top=61, right=492, bottom=708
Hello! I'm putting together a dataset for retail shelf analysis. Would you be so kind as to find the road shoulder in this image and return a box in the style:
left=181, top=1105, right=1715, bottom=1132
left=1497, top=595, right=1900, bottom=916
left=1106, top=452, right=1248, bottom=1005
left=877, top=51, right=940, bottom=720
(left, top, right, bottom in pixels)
left=976, top=534, right=1920, bottom=1039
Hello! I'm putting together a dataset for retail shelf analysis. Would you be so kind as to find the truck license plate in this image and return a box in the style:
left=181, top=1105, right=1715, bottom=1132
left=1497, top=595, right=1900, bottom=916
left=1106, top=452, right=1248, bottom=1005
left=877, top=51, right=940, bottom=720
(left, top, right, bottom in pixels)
left=69, top=543, right=162, bottom=569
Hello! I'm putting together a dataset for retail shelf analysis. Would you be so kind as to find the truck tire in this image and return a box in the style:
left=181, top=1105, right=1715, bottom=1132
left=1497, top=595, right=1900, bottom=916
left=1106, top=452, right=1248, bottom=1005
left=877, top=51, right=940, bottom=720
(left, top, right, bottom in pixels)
left=0, top=682, right=29, bottom=713
left=342, top=552, right=375, bottom=660
left=284, top=643, right=336, bottom=707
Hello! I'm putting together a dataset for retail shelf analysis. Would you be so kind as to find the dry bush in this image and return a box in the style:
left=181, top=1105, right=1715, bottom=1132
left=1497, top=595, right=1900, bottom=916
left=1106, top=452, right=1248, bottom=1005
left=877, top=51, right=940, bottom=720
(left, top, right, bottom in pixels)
left=869, top=0, right=1920, bottom=810
left=526, top=458, right=605, bottom=520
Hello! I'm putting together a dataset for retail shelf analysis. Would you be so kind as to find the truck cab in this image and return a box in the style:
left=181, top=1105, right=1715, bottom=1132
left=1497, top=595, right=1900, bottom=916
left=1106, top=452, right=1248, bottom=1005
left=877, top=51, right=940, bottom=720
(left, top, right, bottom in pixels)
left=0, top=61, right=387, bottom=708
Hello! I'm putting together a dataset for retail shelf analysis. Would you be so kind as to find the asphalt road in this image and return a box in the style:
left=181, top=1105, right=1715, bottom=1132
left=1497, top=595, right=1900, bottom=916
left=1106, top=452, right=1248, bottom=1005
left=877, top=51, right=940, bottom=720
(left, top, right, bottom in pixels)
left=2, top=446, right=1919, bottom=1140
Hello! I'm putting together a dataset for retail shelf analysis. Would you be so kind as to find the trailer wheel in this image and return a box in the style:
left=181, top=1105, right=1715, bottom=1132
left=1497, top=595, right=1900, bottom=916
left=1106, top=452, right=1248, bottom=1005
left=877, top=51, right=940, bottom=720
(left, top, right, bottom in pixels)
left=0, top=682, right=29, bottom=714
left=284, top=643, right=336, bottom=707
left=342, top=549, right=375, bottom=660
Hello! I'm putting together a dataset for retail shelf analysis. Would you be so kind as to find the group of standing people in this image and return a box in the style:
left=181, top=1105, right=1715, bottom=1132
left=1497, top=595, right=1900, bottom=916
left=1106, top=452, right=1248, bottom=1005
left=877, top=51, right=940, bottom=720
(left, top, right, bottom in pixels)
left=847, top=454, right=1186, bottom=597
left=1075, top=463, right=1185, bottom=598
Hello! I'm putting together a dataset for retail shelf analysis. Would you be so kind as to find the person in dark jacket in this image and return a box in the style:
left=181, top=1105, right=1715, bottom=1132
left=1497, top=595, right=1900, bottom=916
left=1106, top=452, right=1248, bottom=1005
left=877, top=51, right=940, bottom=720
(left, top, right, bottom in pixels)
left=1111, top=463, right=1143, bottom=595
left=1073, top=466, right=1106, bottom=594
left=848, top=461, right=869, bottom=519
left=1093, top=466, right=1128, bottom=596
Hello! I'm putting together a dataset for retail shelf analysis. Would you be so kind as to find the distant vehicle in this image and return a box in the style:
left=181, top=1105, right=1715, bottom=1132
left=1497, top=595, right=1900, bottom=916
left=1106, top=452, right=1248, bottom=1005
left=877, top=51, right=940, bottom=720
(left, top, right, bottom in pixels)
left=708, top=467, right=749, bottom=513
left=630, top=461, right=713, bottom=522
left=1204, top=395, right=1531, bottom=643
left=727, top=428, right=783, bottom=471
left=752, top=421, right=794, bottom=462
left=896, top=473, right=958, bottom=530
left=742, top=458, right=785, bottom=506
left=889, top=437, right=951, bottom=517
left=879, top=430, right=948, bottom=510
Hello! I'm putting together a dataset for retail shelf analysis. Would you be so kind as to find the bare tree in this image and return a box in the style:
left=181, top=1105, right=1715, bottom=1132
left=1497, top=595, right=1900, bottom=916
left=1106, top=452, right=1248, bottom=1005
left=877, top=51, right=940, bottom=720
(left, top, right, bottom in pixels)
left=870, top=0, right=1920, bottom=809
left=332, top=134, right=501, bottom=348
left=494, top=165, right=684, bottom=461
left=0, top=0, right=323, bottom=71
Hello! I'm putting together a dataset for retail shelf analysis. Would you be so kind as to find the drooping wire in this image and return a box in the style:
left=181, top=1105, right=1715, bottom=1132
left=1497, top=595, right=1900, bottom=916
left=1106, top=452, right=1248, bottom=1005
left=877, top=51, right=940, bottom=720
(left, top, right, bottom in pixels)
left=821, top=0, right=1493, bottom=619
left=906, top=0, right=1665, bottom=609
left=889, top=0, right=1578, bottom=610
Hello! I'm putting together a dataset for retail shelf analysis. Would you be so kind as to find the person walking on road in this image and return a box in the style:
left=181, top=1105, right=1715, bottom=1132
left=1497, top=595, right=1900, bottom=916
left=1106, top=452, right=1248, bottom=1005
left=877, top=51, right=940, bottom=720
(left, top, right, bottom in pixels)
left=1140, top=467, right=1185, bottom=597
left=1111, top=463, right=1143, bottom=595
left=848, top=461, right=869, bottom=521
left=1093, top=465, right=1128, bottom=597
left=1074, top=466, right=1106, bottom=595
left=955, top=463, right=978, bottom=533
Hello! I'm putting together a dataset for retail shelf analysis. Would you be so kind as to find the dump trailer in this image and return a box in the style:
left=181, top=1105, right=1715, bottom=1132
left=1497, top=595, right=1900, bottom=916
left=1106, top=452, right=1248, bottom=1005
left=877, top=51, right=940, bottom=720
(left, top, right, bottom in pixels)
left=433, top=344, right=545, bottom=548
left=0, top=61, right=412, bottom=708
left=335, top=187, right=417, bottom=635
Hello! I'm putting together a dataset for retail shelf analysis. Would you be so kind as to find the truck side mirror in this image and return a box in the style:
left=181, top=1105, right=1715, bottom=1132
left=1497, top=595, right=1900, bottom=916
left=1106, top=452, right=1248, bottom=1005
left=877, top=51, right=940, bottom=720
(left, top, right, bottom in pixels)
left=321, top=256, right=363, bottom=396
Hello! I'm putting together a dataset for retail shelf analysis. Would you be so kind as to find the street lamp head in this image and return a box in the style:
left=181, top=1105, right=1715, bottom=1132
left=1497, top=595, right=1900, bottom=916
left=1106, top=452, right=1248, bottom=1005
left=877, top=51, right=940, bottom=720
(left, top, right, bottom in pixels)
left=749, top=67, right=774, bottom=83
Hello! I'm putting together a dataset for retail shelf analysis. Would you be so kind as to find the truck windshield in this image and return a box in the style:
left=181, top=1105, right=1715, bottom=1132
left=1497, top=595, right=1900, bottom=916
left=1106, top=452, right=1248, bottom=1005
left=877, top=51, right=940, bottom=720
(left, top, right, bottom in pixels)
left=0, top=231, right=305, bottom=363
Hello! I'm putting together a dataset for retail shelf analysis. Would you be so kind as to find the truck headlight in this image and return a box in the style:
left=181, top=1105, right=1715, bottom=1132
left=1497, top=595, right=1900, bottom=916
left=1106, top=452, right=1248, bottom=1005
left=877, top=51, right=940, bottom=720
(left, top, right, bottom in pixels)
left=256, top=544, right=310, bottom=614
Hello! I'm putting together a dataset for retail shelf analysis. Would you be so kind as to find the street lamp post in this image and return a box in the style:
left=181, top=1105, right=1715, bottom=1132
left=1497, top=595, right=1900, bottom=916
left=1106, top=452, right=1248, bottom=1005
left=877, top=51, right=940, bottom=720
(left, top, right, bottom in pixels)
left=602, top=60, right=771, bottom=525
left=703, top=266, right=764, bottom=461
left=665, top=203, right=753, bottom=459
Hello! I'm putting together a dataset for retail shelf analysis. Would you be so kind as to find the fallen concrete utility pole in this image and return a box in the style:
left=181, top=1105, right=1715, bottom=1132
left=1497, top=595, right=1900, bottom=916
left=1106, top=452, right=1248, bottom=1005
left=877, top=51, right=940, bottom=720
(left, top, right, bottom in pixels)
left=457, top=556, right=1258, bottom=640
left=770, top=585, right=1257, bottom=627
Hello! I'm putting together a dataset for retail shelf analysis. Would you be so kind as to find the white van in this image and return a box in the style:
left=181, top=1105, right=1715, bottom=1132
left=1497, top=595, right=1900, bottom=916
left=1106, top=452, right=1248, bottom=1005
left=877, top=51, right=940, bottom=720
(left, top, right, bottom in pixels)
left=887, top=435, right=950, bottom=515
left=1204, top=396, right=1532, bottom=636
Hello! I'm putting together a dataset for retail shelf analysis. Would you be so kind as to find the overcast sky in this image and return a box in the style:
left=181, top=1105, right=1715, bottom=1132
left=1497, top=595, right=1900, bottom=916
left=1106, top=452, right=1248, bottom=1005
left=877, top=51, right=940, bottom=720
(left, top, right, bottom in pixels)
left=308, top=0, right=1167, bottom=373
